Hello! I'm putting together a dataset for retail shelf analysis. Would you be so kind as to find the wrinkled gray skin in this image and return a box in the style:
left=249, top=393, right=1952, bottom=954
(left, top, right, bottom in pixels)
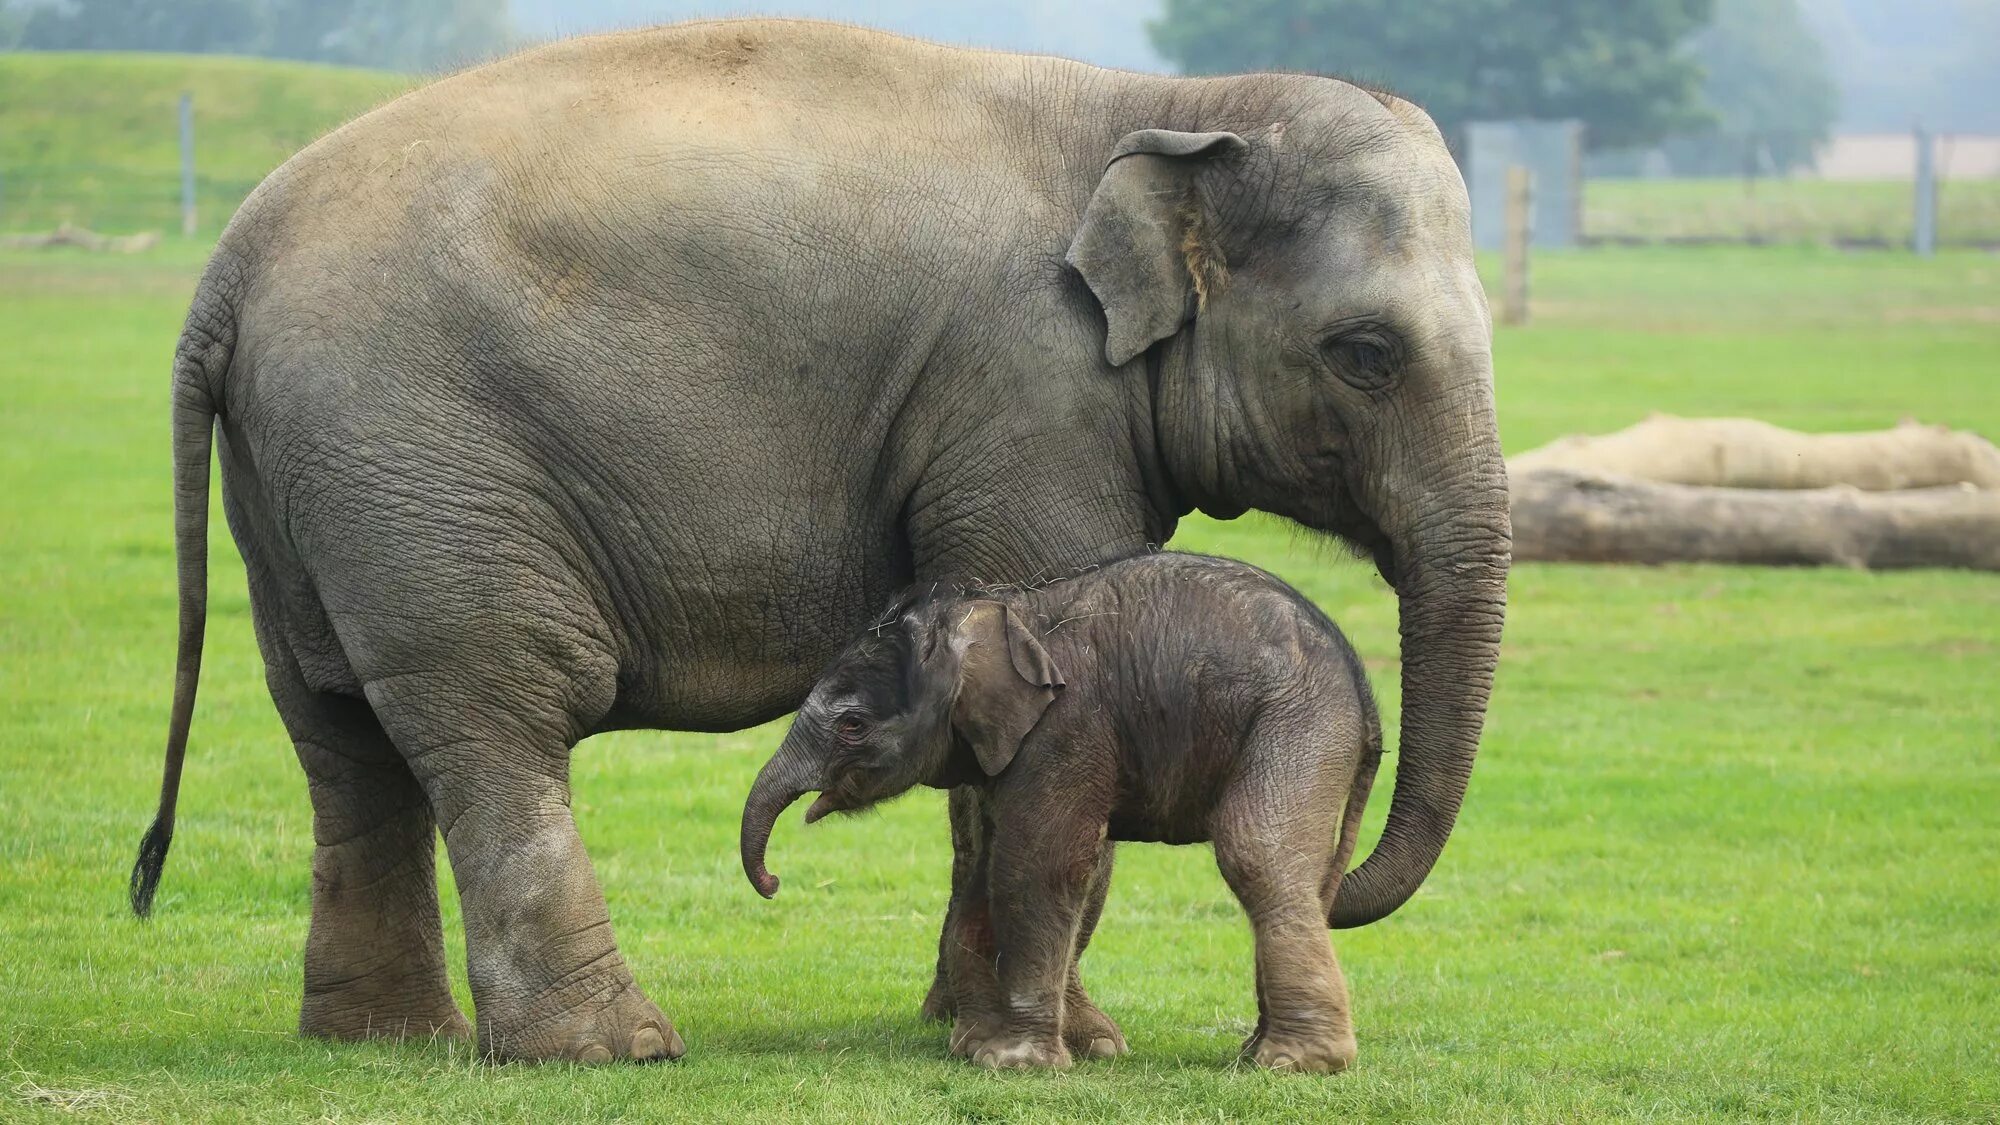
left=133, top=19, right=1509, bottom=1063
left=743, top=554, right=1386, bottom=1071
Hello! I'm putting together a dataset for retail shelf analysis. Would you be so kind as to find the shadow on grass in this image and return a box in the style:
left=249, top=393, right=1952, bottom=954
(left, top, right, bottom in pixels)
left=698, top=1014, right=1260, bottom=1076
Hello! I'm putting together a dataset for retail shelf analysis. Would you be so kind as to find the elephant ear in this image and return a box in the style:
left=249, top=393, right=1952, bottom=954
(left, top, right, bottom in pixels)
left=1066, top=129, right=1248, bottom=367
left=947, top=601, right=1063, bottom=776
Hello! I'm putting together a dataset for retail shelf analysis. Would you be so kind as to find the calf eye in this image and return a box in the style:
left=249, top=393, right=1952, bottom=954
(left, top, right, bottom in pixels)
left=834, top=714, right=868, bottom=742
left=1319, top=328, right=1399, bottom=391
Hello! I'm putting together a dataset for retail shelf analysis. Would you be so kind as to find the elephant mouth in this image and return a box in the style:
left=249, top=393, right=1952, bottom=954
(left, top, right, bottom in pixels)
left=803, top=792, right=841, bottom=823
left=1369, top=538, right=1401, bottom=590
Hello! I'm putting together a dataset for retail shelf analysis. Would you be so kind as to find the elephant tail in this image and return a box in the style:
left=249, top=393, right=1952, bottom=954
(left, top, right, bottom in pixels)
left=131, top=275, right=233, bottom=918
left=1323, top=663, right=1385, bottom=926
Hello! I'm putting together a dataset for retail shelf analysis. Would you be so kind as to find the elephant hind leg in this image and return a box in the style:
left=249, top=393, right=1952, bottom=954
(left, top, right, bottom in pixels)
left=268, top=654, right=469, bottom=1042
left=1211, top=727, right=1358, bottom=1074
left=356, top=624, right=683, bottom=1064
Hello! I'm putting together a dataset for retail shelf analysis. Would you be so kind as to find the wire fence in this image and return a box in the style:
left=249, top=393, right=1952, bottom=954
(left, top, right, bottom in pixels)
left=0, top=164, right=268, bottom=237
left=6, top=132, right=1998, bottom=250
left=1581, top=177, right=2000, bottom=249
left=1581, top=130, right=2000, bottom=249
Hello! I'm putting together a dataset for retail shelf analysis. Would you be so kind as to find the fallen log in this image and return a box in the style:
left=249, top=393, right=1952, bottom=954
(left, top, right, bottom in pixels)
left=0, top=223, right=161, bottom=253
left=1511, top=470, right=2000, bottom=571
left=1510, top=414, right=2000, bottom=491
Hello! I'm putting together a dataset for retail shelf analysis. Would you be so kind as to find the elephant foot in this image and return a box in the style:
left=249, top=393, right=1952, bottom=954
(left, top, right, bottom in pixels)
left=1062, top=996, right=1127, bottom=1060
left=919, top=974, right=955, bottom=1023
left=1243, top=1027, right=1355, bottom=1074
left=971, top=1032, right=1071, bottom=1071
left=947, top=1013, right=1000, bottom=1058
left=300, top=971, right=472, bottom=1042
left=480, top=981, right=685, bottom=1064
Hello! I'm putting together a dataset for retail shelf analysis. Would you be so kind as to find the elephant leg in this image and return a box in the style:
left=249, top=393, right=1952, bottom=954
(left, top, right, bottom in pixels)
left=364, top=659, right=682, bottom=1064
left=1062, top=840, right=1127, bottom=1059
left=940, top=791, right=1005, bottom=1058
left=966, top=801, right=1105, bottom=1070
left=267, top=656, right=468, bottom=1042
left=921, top=787, right=982, bottom=1024
left=932, top=789, right=1124, bottom=1057
left=1212, top=793, right=1356, bottom=1074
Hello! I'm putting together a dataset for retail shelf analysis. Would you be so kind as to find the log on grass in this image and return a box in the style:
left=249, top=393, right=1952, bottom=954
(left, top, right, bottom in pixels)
left=1511, top=470, right=2000, bottom=571
left=0, top=223, right=161, bottom=253
left=1510, top=414, right=2000, bottom=491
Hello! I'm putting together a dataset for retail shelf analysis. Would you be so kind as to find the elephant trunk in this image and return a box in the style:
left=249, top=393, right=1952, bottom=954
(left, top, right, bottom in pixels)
left=741, top=739, right=820, bottom=899
left=1331, top=462, right=1511, bottom=928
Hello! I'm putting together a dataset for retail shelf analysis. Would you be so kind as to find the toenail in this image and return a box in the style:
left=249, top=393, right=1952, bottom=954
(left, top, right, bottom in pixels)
left=631, top=1027, right=666, bottom=1058
left=577, top=1043, right=612, bottom=1065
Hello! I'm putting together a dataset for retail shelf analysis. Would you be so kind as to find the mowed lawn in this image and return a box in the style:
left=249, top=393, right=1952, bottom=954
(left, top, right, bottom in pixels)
left=1, top=242, right=1996, bottom=1122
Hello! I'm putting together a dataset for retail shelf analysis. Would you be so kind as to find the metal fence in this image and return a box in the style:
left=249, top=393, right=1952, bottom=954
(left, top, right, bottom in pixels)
left=2, top=91, right=258, bottom=238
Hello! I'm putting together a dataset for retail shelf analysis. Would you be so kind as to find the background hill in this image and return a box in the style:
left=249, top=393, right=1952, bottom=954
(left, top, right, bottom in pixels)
left=0, top=52, right=406, bottom=233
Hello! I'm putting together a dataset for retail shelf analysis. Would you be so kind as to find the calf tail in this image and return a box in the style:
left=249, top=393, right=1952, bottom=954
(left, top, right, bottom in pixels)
left=1324, top=675, right=1385, bottom=925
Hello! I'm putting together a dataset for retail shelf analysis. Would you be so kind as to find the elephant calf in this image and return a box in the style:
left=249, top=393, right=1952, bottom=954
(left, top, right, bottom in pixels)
left=741, top=552, right=1383, bottom=1072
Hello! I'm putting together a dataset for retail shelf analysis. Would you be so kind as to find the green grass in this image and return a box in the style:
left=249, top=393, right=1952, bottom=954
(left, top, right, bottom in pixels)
left=1585, top=177, right=2000, bottom=248
left=0, top=53, right=408, bottom=235
left=2, top=243, right=1997, bottom=1122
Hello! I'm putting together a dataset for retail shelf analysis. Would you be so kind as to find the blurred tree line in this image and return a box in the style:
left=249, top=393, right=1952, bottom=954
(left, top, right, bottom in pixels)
left=0, top=0, right=513, bottom=71
left=1152, top=0, right=1839, bottom=173
left=2, top=0, right=1860, bottom=175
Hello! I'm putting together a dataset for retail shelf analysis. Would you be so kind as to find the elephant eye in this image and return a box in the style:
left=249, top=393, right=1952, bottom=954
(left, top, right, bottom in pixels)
left=834, top=714, right=868, bottom=743
left=1319, top=328, right=1399, bottom=391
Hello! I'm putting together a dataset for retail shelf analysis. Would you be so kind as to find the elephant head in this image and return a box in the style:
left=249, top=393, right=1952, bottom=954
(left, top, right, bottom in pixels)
left=1066, top=88, right=1510, bottom=927
left=742, top=597, right=1060, bottom=898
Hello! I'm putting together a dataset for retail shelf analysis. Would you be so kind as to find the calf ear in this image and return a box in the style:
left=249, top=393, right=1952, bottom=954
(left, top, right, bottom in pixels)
left=1065, top=129, right=1247, bottom=367
left=947, top=601, right=1063, bottom=776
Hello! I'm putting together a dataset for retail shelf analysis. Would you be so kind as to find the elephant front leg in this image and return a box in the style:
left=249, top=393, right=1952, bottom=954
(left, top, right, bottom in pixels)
left=922, top=787, right=983, bottom=1025
left=934, top=790, right=1126, bottom=1060
left=968, top=807, right=1108, bottom=1070
left=939, top=790, right=1006, bottom=1058
left=1063, top=839, right=1128, bottom=1059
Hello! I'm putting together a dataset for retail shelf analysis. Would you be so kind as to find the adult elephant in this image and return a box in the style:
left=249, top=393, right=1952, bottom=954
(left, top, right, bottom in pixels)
left=132, top=20, right=1509, bottom=1063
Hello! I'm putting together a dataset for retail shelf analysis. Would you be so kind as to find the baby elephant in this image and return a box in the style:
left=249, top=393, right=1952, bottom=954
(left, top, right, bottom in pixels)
left=740, top=552, right=1382, bottom=1072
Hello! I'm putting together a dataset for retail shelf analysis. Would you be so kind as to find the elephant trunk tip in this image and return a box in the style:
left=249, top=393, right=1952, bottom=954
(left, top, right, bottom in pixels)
left=750, top=867, right=780, bottom=899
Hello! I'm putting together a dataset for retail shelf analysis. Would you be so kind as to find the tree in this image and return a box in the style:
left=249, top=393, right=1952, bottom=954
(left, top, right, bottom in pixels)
left=17, top=0, right=270, bottom=55
left=268, top=0, right=513, bottom=72
left=0, top=2, right=25, bottom=48
left=1674, top=0, right=1838, bottom=174
left=1149, top=0, right=1715, bottom=151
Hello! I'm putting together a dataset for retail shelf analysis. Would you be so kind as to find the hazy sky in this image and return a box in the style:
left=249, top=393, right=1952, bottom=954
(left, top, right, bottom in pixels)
left=508, top=0, right=1168, bottom=72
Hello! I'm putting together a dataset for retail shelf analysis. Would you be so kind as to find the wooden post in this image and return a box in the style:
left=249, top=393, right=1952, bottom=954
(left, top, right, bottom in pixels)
left=1502, top=165, right=1533, bottom=326
left=1912, top=124, right=1937, bottom=257
left=178, top=92, right=196, bottom=238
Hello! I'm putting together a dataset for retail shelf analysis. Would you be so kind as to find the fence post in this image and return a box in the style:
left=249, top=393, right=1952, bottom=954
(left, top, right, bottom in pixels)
left=179, top=92, right=196, bottom=238
left=1912, top=125, right=1937, bottom=257
left=1502, top=165, right=1533, bottom=326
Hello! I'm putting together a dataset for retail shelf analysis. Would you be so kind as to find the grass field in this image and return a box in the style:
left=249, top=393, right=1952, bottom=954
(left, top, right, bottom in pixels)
left=1584, top=177, right=2000, bottom=248
left=3, top=233, right=1999, bottom=1118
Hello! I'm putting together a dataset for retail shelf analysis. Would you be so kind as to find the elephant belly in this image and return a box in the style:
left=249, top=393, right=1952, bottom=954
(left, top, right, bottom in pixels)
left=599, top=507, right=915, bottom=734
